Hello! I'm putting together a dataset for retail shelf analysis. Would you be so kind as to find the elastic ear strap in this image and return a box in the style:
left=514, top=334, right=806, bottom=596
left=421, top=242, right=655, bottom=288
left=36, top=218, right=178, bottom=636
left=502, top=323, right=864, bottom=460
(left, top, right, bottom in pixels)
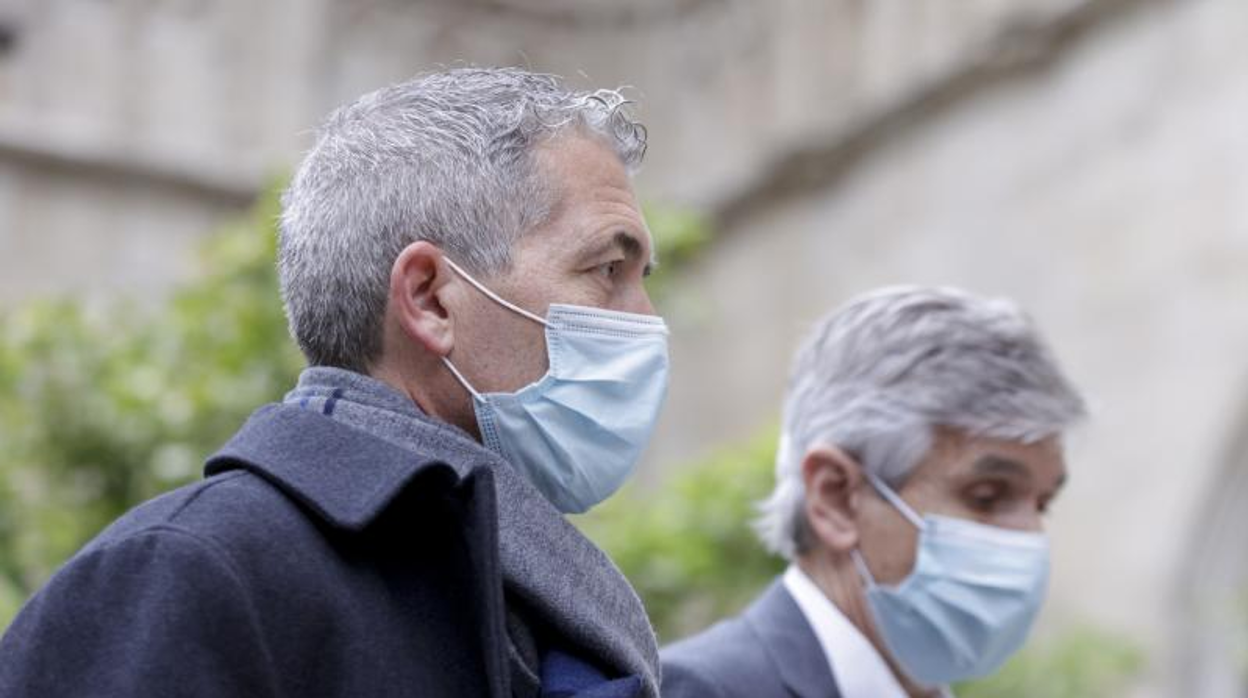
left=851, top=549, right=878, bottom=587
left=440, top=356, right=483, bottom=401
left=443, top=257, right=548, bottom=327
left=863, top=470, right=926, bottom=529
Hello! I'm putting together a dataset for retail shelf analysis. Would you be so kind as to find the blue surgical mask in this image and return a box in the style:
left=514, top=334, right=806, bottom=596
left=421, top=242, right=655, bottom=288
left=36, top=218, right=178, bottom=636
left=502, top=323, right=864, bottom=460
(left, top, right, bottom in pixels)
left=852, top=470, right=1049, bottom=686
left=440, top=258, right=669, bottom=514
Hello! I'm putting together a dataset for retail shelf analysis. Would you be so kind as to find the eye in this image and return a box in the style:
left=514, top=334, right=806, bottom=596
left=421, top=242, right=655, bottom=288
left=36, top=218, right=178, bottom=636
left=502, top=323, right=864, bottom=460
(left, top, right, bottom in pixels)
left=596, top=260, right=623, bottom=279
left=964, top=481, right=1006, bottom=513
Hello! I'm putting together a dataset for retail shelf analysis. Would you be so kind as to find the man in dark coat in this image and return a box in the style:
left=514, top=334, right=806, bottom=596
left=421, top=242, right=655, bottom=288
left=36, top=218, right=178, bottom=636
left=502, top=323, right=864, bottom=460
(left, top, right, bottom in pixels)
left=0, top=67, right=667, bottom=698
left=662, top=287, right=1086, bottom=698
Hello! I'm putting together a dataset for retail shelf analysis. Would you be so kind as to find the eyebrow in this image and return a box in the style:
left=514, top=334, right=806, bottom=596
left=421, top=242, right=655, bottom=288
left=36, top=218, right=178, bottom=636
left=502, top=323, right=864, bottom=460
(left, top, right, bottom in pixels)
left=582, top=230, right=657, bottom=275
left=971, top=455, right=1032, bottom=481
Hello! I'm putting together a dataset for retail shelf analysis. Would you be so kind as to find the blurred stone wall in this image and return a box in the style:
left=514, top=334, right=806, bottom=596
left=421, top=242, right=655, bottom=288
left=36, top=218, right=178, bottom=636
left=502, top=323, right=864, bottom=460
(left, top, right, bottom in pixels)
left=0, top=0, right=1084, bottom=300
left=1, top=0, right=1245, bottom=694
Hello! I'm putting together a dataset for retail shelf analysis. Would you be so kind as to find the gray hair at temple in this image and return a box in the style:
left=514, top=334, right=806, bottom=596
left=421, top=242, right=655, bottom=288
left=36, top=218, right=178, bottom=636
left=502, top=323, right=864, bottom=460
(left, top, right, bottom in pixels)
left=278, top=67, right=648, bottom=371
left=754, top=286, right=1087, bottom=560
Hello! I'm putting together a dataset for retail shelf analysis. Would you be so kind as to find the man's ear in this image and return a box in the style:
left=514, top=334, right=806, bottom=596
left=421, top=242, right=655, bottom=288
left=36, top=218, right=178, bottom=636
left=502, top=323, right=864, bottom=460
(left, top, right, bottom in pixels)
left=801, top=445, right=866, bottom=553
left=389, top=241, right=455, bottom=357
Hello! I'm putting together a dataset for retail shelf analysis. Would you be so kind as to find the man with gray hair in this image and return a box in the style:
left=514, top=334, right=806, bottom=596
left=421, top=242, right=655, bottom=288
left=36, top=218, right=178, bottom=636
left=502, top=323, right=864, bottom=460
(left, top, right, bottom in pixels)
left=661, top=286, right=1086, bottom=698
left=0, top=68, right=667, bottom=697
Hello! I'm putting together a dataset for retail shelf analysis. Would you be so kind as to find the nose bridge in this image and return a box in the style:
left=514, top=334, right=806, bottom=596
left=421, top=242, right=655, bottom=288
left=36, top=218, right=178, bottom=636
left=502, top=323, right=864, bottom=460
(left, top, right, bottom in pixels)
left=628, top=272, right=657, bottom=315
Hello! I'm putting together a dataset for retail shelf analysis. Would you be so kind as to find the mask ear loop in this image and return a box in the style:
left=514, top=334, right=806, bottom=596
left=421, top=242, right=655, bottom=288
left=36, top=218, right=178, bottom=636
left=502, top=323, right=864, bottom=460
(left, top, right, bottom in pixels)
left=441, top=356, right=483, bottom=401
left=853, top=469, right=926, bottom=589
left=443, top=257, right=548, bottom=327
left=441, top=354, right=507, bottom=454
left=851, top=549, right=878, bottom=587
left=862, top=470, right=926, bottom=530
left=439, top=257, right=551, bottom=400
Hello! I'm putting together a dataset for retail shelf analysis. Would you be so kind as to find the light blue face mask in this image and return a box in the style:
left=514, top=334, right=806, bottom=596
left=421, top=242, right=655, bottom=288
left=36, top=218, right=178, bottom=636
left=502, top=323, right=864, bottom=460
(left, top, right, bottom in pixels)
left=440, top=258, right=669, bottom=514
left=852, top=471, right=1050, bottom=686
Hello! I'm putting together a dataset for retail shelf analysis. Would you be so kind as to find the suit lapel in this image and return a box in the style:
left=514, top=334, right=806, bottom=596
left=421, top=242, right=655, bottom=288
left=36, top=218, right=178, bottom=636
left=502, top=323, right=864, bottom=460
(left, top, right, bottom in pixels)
left=744, top=580, right=841, bottom=698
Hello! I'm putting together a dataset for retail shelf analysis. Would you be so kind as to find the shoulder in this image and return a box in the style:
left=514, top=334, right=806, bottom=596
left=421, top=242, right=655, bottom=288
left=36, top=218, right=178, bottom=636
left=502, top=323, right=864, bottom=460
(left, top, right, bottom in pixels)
left=18, top=472, right=290, bottom=628
left=20, top=514, right=257, bottom=618
left=0, top=508, right=281, bottom=696
left=661, top=613, right=782, bottom=698
left=24, top=468, right=339, bottom=633
left=662, top=615, right=755, bottom=669
left=86, top=469, right=313, bottom=563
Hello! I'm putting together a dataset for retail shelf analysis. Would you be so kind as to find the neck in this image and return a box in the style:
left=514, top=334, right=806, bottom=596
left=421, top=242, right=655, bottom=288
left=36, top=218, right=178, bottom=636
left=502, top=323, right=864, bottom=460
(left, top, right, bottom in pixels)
left=369, top=357, right=481, bottom=440
left=797, top=552, right=942, bottom=698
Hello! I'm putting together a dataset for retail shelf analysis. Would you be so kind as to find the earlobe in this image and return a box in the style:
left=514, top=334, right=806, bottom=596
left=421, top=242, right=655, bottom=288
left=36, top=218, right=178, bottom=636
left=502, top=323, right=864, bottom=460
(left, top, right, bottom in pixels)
left=801, top=445, right=866, bottom=553
left=389, top=241, right=454, bottom=357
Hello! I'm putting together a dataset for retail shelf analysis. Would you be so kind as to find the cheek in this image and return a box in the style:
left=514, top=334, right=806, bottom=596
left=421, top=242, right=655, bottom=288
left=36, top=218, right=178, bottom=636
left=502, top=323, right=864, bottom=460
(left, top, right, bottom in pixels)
left=526, top=272, right=604, bottom=312
left=859, top=510, right=922, bottom=585
left=992, top=502, right=1047, bottom=532
left=455, top=306, right=551, bottom=393
left=496, top=325, right=551, bottom=390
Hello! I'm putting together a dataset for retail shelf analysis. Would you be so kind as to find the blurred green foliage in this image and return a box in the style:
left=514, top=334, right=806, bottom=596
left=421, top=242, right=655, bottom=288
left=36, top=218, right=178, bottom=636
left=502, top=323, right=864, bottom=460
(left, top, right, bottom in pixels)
left=0, top=189, right=303, bottom=626
left=577, top=426, right=785, bottom=643
left=640, top=204, right=712, bottom=300
left=0, top=187, right=1145, bottom=697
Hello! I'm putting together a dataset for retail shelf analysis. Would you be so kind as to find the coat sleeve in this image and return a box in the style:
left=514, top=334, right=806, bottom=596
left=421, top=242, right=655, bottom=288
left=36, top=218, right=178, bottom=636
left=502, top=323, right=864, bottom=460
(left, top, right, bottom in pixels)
left=0, top=526, right=280, bottom=697
left=660, top=655, right=730, bottom=698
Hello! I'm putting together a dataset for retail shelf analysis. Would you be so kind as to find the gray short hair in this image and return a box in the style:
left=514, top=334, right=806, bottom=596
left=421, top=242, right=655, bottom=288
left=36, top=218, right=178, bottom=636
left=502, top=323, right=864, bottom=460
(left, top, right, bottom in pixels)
left=278, top=67, right=648, bottom=371
left=755, top=286, right=1087, bottom=559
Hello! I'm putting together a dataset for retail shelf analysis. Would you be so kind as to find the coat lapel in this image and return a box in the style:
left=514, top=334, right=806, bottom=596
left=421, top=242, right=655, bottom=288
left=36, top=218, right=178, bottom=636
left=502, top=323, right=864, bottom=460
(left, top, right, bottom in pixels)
left=202, top=402, right=511, bottom=697
left=204, top=403, right=468, bottom=531
left=744, top=580, right=841, bottom=698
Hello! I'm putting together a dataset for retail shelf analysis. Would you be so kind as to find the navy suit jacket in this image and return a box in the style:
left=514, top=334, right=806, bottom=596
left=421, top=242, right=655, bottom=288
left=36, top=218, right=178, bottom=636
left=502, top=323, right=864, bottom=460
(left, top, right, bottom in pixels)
left=661, top=580, right=843, bottom=698
left=0, top=404, right=512, bottom=697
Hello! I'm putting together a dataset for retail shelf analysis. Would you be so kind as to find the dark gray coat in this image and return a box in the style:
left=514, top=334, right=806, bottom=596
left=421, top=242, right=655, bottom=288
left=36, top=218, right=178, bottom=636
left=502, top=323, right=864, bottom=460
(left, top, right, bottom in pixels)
left=0, top=404, right=510, bottom=697
left=660, top=580, right=843, bottom=698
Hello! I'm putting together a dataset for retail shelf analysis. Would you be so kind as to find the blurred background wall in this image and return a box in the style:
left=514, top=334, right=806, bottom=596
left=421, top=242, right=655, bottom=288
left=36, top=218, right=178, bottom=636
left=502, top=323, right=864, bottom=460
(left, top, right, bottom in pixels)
left=1, top=0, right=1245, bottom=695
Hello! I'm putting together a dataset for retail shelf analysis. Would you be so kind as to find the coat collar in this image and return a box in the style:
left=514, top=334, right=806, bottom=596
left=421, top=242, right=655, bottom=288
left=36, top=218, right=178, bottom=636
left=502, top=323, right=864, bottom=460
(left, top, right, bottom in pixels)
left=745, top=579, right=841, bottom=698
left=204, top=403, right=476, bottom=532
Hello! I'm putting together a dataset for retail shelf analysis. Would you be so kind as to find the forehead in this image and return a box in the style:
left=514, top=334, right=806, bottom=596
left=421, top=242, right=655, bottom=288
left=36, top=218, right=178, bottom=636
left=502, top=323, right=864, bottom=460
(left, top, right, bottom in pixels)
left=535, top=133, right=633, bottom=187
left=520, top=136, right=652, bottom=250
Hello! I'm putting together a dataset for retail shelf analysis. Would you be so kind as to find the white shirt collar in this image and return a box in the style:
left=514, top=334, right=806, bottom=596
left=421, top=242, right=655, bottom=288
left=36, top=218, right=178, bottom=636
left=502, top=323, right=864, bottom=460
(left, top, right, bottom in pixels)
left=782, top=564, right=953, bottom=698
